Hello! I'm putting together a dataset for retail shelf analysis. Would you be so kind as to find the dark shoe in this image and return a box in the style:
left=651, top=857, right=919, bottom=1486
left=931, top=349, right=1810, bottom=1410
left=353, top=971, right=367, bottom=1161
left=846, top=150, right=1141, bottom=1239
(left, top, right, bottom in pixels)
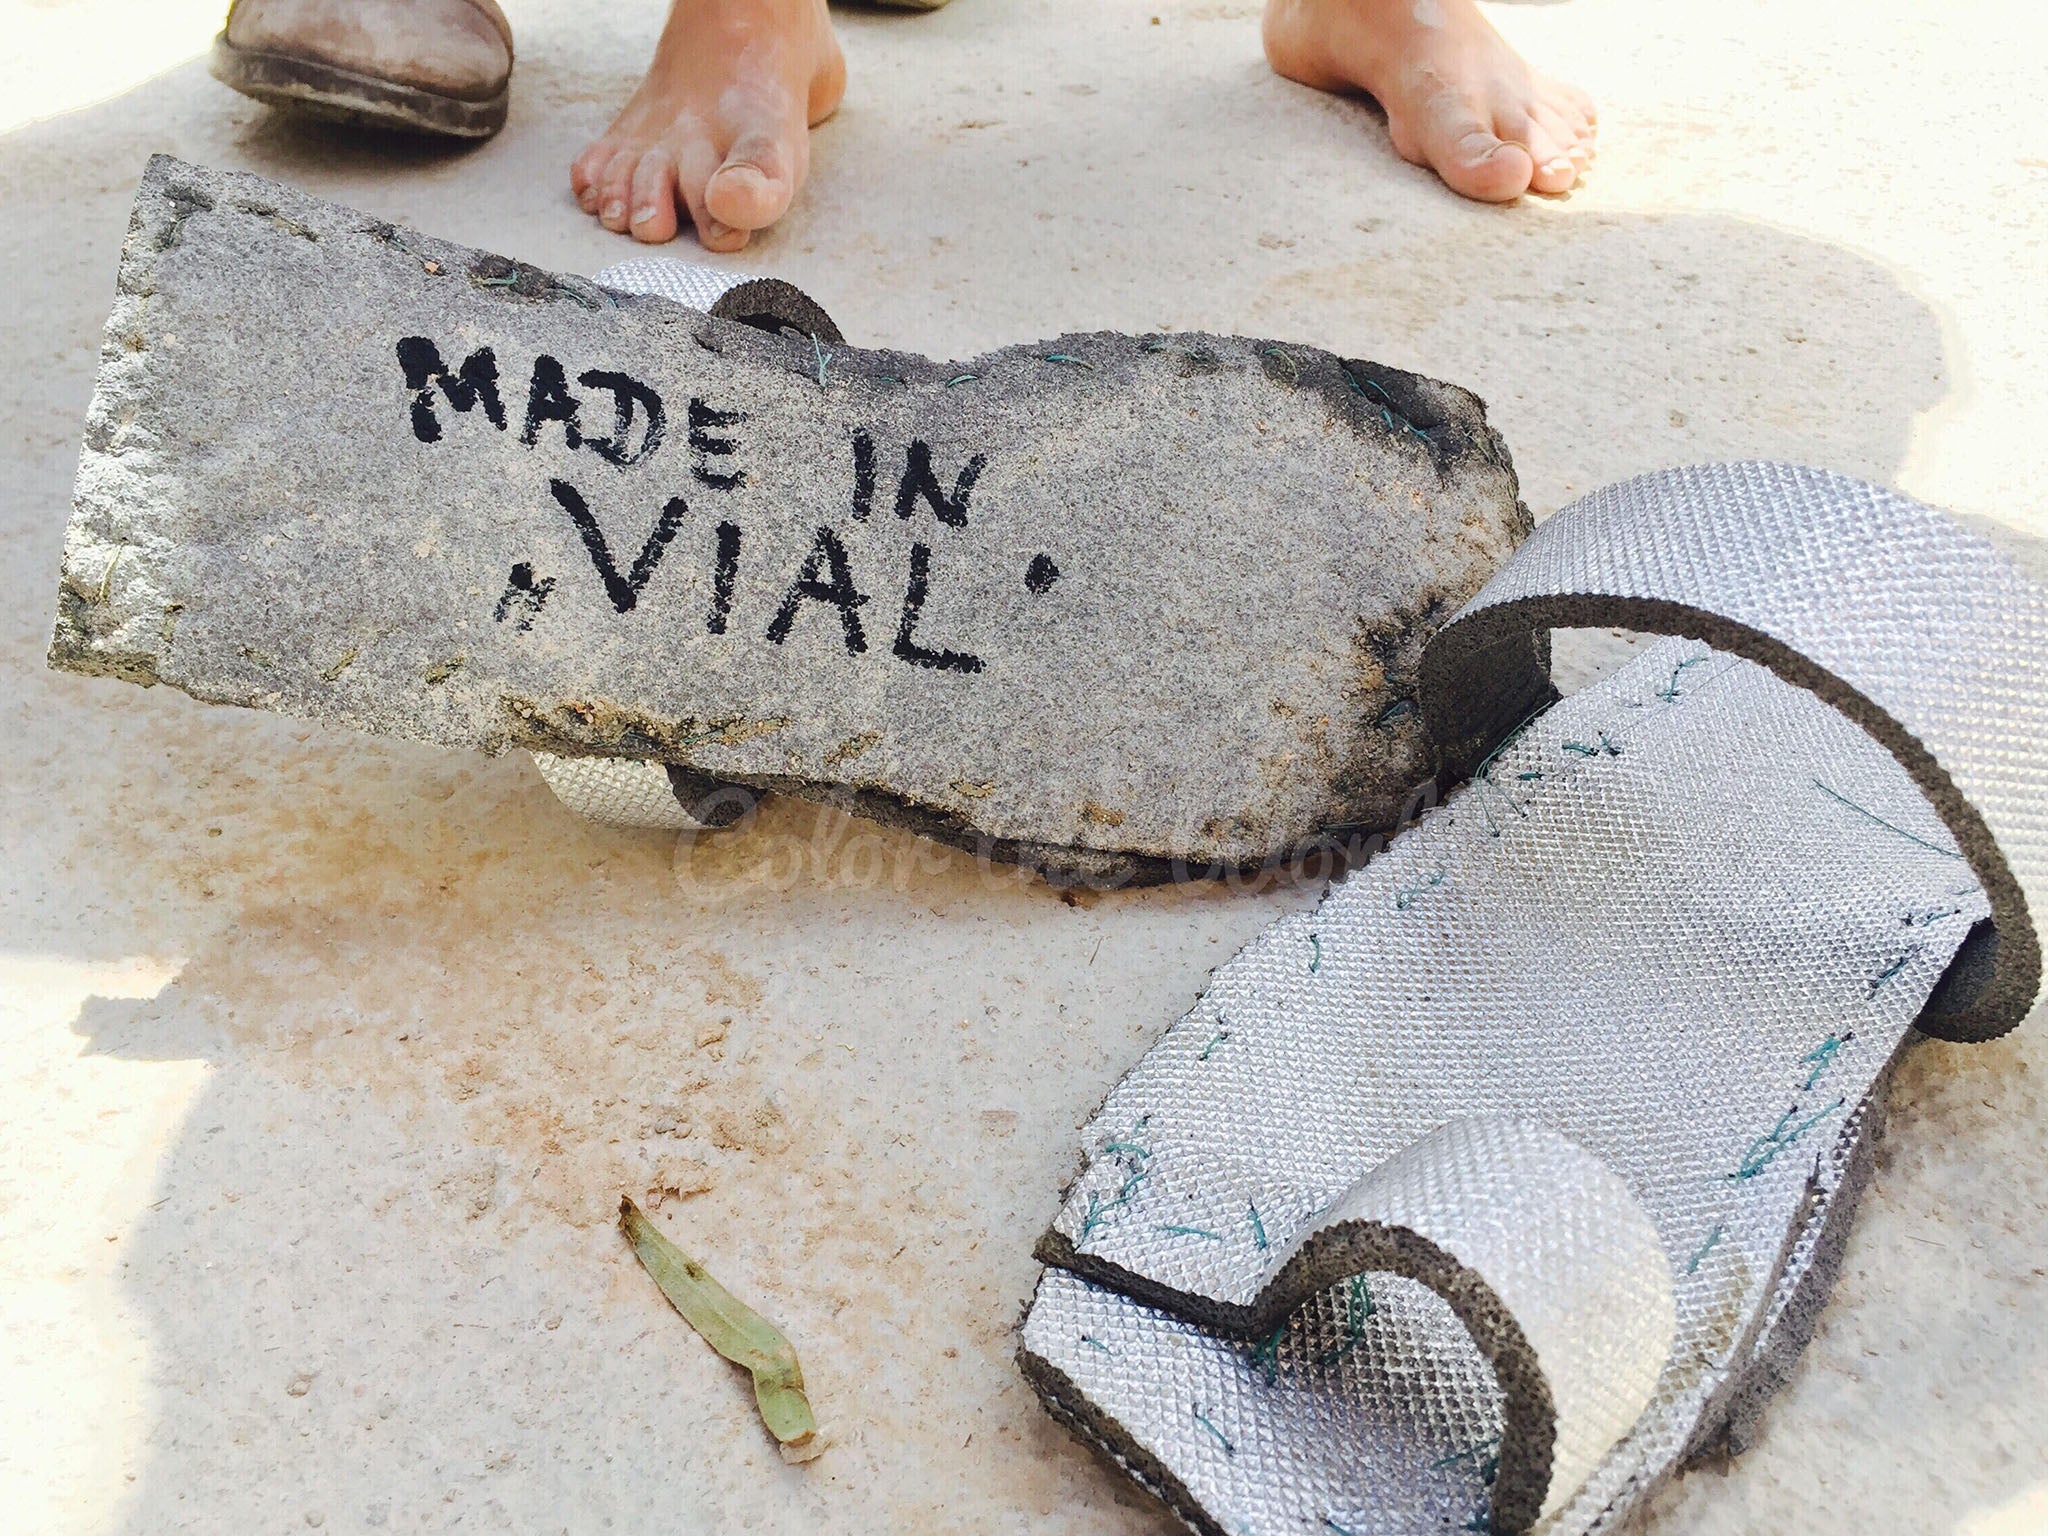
left=212, top=0, right=512, bottom=140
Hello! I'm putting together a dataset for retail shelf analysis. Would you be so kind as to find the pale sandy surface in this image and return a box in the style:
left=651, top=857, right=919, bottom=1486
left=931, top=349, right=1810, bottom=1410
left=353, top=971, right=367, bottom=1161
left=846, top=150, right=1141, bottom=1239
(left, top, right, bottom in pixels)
left=2, top=1, right=2046, bottom=1533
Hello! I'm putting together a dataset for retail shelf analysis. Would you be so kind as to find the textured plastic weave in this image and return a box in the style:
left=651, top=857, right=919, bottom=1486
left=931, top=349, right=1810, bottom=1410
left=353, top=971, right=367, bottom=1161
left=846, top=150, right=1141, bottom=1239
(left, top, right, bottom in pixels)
left=1022, top=465, right=2046, bottom=1536
left=1423, top=462, right=2047, bottom=1042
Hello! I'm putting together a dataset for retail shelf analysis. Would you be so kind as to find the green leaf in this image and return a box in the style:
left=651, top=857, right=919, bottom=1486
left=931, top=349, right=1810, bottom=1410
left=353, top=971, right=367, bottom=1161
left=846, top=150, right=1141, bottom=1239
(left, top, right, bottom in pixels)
left=619, top=1195, right=821, bottom=1459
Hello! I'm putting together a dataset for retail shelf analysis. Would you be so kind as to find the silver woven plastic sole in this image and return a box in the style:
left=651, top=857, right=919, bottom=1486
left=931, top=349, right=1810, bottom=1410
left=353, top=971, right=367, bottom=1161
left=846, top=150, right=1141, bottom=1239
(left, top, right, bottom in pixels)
left=528, top=257, right=815, bottom=834
left=1022, top=465, right=2046, bottom=1536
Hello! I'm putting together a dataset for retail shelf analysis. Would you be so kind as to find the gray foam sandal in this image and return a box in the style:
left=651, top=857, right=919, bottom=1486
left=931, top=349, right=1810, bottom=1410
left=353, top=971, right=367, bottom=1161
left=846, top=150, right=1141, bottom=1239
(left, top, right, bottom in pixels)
left=55, top=159, right=1532, bottom=887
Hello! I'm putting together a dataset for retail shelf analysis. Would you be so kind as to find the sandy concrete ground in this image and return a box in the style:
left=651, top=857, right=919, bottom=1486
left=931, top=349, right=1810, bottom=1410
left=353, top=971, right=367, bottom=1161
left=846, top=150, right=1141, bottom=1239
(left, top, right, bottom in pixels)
left=3, top=0, right=2046, bottom=1532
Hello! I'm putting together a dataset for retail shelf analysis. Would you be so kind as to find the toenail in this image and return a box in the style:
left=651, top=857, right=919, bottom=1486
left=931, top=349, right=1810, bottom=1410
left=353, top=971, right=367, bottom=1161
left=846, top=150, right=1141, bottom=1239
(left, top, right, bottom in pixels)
left=633, top=205, right=657, bottom=222
left=1545, top=158, right=1573, bottom=175
left=603, top=200, right=625, bottom=220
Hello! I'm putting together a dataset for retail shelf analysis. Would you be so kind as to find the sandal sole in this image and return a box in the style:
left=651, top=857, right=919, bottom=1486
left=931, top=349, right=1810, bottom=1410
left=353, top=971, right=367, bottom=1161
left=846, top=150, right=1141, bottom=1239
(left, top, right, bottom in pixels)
left=210, top=33, right=508, bottom=141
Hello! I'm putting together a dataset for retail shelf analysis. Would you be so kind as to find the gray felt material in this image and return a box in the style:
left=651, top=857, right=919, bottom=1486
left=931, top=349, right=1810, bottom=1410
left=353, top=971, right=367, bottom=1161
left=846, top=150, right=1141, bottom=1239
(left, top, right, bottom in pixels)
left=1021, top=466, right=2046, bottom=1536
left=48, top=156, right=1531, bottom=883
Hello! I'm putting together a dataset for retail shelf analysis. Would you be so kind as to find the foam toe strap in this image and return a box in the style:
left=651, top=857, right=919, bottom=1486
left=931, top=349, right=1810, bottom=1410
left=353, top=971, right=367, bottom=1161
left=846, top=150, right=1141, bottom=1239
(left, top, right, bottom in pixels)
left=1246, top=1119, right=1674, bottom=1530
left=1420, top=462, right=2048, bottom=1040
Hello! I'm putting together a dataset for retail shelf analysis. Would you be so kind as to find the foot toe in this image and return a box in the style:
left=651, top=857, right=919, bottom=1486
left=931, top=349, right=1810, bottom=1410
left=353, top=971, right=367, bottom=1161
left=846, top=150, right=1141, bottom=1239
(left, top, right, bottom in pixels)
left=1409, top=84, right=1540, bottom=201
left=570, top=141, right=613, bottom=212
left=1452, top=133, right=1537, bottom=200
left=1541, top=88, right=1595, bottom=160
left=705, top=130, right=801, bottom=231
left=1417, top=94, right=1534, bottom=201
left=627, top=149, right=682, bottom=243
left=1520, top=110, right=1581, bottom=193
left=1527, top=153, right=1577, bottom=195
left=1546, top=109, right=1593, bottom=172
left=597, top=147, right=641, bottom=231
left=676, top=176, right=752, bottom=254
left=695, top=215, right=753, bottom=254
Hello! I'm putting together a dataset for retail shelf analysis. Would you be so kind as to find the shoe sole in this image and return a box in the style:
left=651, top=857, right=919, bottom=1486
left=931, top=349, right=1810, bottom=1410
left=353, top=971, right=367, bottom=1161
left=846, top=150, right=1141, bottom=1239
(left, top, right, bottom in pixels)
left=210, top=33, right=508, bottom=141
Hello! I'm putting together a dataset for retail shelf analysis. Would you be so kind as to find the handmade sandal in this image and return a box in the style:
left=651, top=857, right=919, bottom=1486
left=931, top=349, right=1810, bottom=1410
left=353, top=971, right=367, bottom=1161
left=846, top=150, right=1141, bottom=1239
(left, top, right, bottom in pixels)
left=54, top=158, right=1532, bottom=887
left=1020, top=463, right=2046, bottom=1535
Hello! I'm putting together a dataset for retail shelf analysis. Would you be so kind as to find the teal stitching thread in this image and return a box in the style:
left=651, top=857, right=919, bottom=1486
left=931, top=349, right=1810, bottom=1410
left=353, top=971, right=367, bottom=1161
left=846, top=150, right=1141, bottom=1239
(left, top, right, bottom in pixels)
left=1395, top=867, right=1447, bottom=910
left=1684, top=1224, right=1726, bottom=1274
left=1077, top=1190, right=1115, bottom=1237
left=1078, top=1120, right=1152, bottom=1237
left=1562, top=732, right=1621, bottom=757
left=1159, top=1224, right=1224, bottom=1241
left=1325, top=1521, right=1364, bottom=1536
left=1042, top=352, right=1095, bottom=369
left=811, top=334, right=833, bottom=388
left=1309, top=933, right=1323, bottom=973
left=1800, top=1032, right=1851, bottom=1090
left=1813, top=780, right=1964, bottom=858
left=1868, top=950, right=1914, bottom=997
left=1079, top=1334, right=1115, bottom=1356
left=1470, top=772, right=1531, bottom=838
left=1656, top=653, right=1711, bottom=701
left=943, top=372, right=979, bottom=387
left=1136, top=338, right=1217, bottom=364
left=1517, top=769, right=1543, bottom=781
left=1472, top=699, right=1551, bottom=783
left=1466, top=706, right=1544, bottom=833
left=1732, top=1099, right=1844, bottom=1180
left=1376, top=697, right=1418, bottom=725
left=1251, top=1323, right=1286, bottom=1385
left=1138, top=339, right=1212, bottom=366
left=1249, top=1203, right=1269, bottom=1251
left=1318, top=1276, right=1374, bottom=1368
left=1908, top=904, right=1963, bottom=927
left=1431, top=1433, right=1503, bottom=1477
left=1341, top=367, right=1434, bottom=442
left=1260, top=346, right=1301, bottom=383
left=1372, top=388, right=1434, bottom=443
left=1472, top=786, right=1504, bottom=839
left=474, top=271, right=609, bottom=311
left=376, top=226, right=445, bottom=274
left=557, top=274, right=614, bottom=310
left=1191, top=1407, right=1235, bottom=1456
left=1199, top=1029, right=1231, bottom=1060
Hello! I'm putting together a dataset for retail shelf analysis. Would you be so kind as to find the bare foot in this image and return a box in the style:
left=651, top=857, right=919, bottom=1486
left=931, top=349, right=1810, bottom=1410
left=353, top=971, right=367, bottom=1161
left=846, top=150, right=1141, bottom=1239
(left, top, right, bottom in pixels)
left=1263, top=0, right=1595, bottom=201
left=570, top=0, right=845, bottom=250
